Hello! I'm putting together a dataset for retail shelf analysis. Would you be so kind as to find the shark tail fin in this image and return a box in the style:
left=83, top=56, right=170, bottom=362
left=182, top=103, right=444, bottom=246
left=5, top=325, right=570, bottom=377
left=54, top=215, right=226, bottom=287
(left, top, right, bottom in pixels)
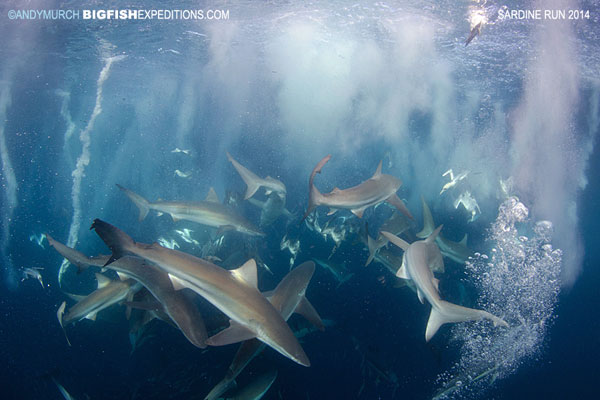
left=302, top=155, right=330, bottom=221
left=417, top=196, right=435, bottom=238
left=426, top=300, right=508, bottom=341
left=226, top=152, right=263, bottom=200
left=90, top=219, right=135, bottom=265
left=117, top=184, right=150, bottom=221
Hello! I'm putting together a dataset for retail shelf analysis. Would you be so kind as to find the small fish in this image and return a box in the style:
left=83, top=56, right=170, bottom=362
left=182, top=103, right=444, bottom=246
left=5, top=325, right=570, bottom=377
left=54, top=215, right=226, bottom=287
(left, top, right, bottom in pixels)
left=440, top=169, right=469, bottom=195
left=171, top=147, right=192, bottom=155
left=157, top=237, right=180, bottom=250
left=454, top=190, right=481, bottom=222
left=29, top=233, right=46, bottom=249
left=22, top=267, right=44, bottom=288
left=174, top=228, right=200, bottom=246
left=174, top=169, right=192, bottom=178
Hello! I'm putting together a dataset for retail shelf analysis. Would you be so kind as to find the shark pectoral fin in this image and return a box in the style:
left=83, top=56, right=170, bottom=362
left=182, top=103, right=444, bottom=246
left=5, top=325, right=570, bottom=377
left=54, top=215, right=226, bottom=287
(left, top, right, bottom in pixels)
left=351, top=207, right=367, bottom=218
left=425, top=307, right=447, bottom=342
left=230, top=259, right=258, bottom=288
left=205, top=321, right=256, bottom=346
left=386, top=193, right=413, bottom=220
left=295, top=297, right=325, bottom=331
left=417, top=289, right=425, bottom=304
left=244, top=183, right=261, bottom=200
left=85, top=312, right=97, bottom=321
left=381, top=231, right=409, bottom=251
left=95, top=273, right=111, bottom=289
left=168, top=274, right=190, bottom=291
left=396, top=263, right=409, bottom=280
left=205, top=187, right=220, bottom=203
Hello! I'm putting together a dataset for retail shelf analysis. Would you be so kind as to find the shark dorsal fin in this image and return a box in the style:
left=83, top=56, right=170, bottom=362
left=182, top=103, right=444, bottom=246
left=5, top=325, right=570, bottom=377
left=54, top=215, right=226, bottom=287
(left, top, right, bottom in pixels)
left=459, top=234, right=468, bottom=246
left=426, top=225, right=443, bottom=244
left=95, top=273, right=111, bottom=289
left=231, top=259, right=258, bottom=288
left=372, top=160, right=383, bottom=179
left=331, top=187, right=342, bottom=194
left=205, top=187, right=220, bottom=203
left=416, top=196, right=435, bottom=239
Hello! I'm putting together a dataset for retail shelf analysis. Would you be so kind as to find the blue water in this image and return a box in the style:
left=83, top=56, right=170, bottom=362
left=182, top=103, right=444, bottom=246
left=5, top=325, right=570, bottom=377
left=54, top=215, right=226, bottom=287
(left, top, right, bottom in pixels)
left=1, top=0, right=599, bottom=399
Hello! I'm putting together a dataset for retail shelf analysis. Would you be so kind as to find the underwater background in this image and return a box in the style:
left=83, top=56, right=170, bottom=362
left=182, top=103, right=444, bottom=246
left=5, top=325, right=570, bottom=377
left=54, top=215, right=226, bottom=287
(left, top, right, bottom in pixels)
left=1, top=0, right=599, bottom=399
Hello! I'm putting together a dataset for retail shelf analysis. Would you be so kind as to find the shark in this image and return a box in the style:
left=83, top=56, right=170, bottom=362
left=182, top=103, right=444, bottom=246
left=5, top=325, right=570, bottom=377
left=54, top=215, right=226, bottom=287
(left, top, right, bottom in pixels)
left=223, top=370, right=277, bottom=400
left=91, top=219, right=310, bottom=366
left=303, top=155, right=413, bottom=220
left=312, top=257, right=355, bottom=288
left=47, top=237, right=209, bottom=349
left=381, top=227, right=508, bottom=341
left=57, top=273, right=142, bottom=329
left=227, top=152, right=286, bottom=200
left=205, top=261, right=323, bottom=400
left=416, top=197, right=473, bottom=264
left=365, top=212, right=413, bottom=266
left=117, top=184, right=264, bottom=237
left=247, top=194, right=293, bottom=226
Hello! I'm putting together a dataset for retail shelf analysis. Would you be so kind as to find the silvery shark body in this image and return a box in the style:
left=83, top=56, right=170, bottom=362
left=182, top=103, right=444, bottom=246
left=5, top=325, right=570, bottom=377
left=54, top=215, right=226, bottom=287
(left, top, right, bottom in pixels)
left=48, top=236, right=209, bottom=348
left=304, top=155, right=413, bottom=220
left=117, top=184, right=264, bottom=237
left=204, top=261, right=323, bottom=400
left=226, top=152, right=287, bottom=200
left=91, top=219, right=309, bottom=366
left=60, top=273, right=141, bottom=325
left=381, top=227, right=507, bottom=341
left=416, top=197, right=473, bottom=264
